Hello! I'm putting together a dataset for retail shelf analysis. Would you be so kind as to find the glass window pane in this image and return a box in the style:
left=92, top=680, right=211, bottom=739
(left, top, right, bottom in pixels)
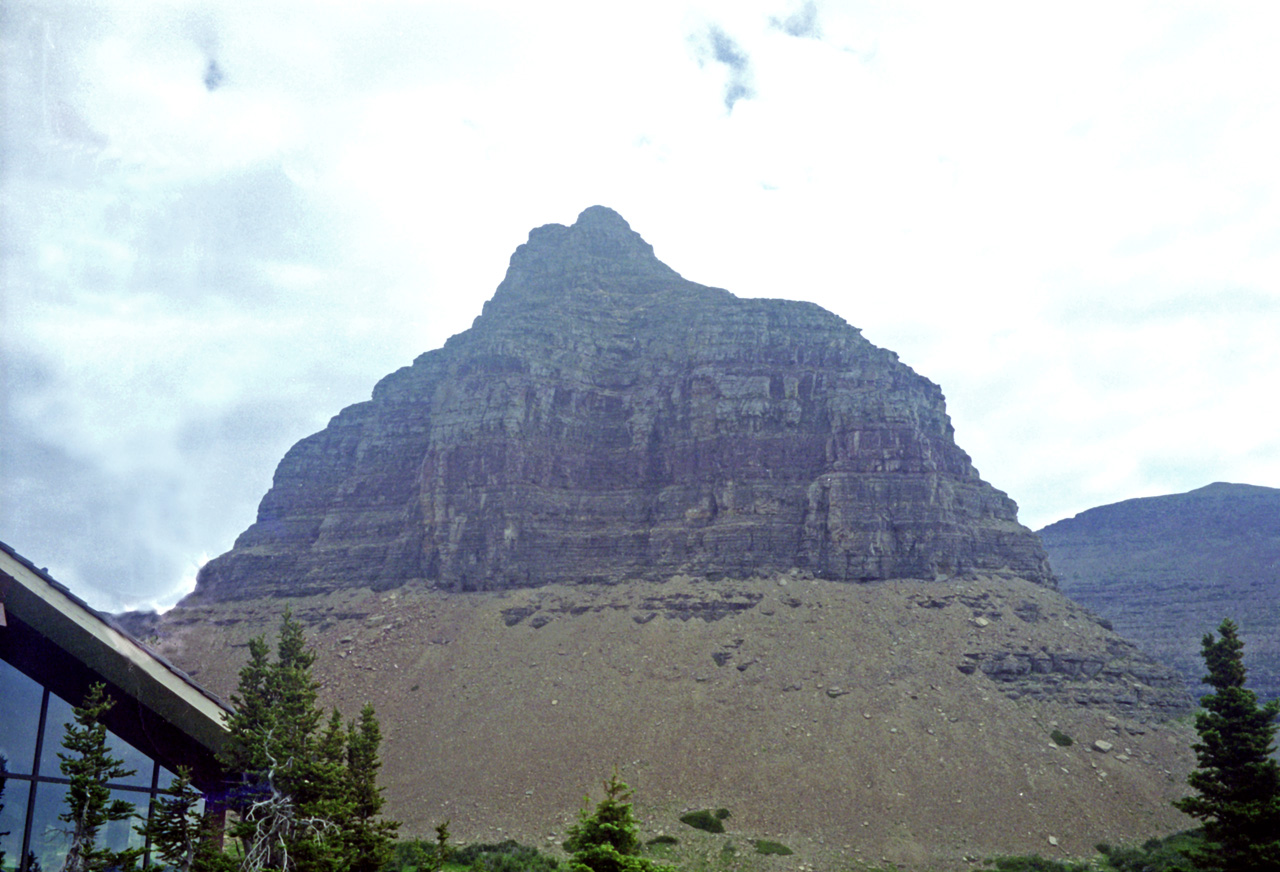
left=0, top=775, right=30, bottom=872
left=0, top=660, right=43, bottom=775
left=102, top=734, right=152, bottom=789
left=27, top=780, right=70, bottom=872
left=156, top=767, right=178, bottom=792
left=24, top=782, right=148, bottom=872
left=37, top=693, right=74, bottom=780
left=38, top=693, right=153, bottom=787
left=101, top=790, right=146, bottom=855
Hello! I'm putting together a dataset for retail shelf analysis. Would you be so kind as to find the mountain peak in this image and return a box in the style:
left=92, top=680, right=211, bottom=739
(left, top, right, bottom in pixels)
left=193, top=209, right=1055, bottom=602
left=572, top=203, right=638, bottom=234
left=490, top=207, right=681, bottom=309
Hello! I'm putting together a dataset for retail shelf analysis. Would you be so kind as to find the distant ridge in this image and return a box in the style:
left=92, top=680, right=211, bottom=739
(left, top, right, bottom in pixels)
left=1040, top=482, right=1280, bottom=700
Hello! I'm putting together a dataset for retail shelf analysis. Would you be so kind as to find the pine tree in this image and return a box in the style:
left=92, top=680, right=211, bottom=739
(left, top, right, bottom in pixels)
left=1174, top=618, right=1280, bottom=872
left=220, top=609, right=396, bottom=872
left=418, top=821, right=451, bottom=872
left=344, top=704, right=398, bottom=872
left=139, top=767, right=234, bottom=872
left=57, top=683, right=142, bottom=872
left=563, top=773, right=672, bottom=872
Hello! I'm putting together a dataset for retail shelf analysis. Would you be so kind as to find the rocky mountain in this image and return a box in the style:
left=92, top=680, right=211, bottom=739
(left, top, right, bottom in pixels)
left=1040, top=482, right=1280, bottom=701
left=188, top=206, right=1053, bottom=603
left=148, top=208, right=1201, bottom=867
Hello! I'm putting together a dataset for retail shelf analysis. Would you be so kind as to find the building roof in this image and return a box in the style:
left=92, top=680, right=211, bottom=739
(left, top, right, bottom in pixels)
left=0, top=539, right=232, bottom=760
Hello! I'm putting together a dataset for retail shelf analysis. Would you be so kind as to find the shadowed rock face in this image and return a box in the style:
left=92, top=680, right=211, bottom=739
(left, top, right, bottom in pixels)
left=191, top=206, right=1054, bottom=602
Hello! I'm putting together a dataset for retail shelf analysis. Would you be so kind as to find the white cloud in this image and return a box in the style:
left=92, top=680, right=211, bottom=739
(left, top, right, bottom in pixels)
left=3, top=0, right=1278, bottom=608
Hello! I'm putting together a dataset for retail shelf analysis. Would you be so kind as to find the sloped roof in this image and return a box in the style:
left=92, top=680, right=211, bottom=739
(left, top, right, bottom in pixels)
left=0, top=539, right=231, bottom=757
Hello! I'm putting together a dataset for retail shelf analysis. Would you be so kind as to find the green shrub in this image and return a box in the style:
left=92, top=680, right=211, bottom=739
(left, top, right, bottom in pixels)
left=678, top=810, right=725, bottom=833
left=1049, top=729, right=1073, bottom=747
left=714, top=809, right=731, bottom=821
left=1096, top=830, right=1201, bottom=871
left=386, top=839, right=559, bottom=872
left=471, top=848, right=561, bottom=872
left=753, top=841, right=792, bottom=856
left=645, top=836, right=678, bottom=847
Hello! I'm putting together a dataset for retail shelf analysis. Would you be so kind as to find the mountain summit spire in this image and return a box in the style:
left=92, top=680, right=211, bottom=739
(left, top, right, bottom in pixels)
left=484, top=206, right=682, bottom=318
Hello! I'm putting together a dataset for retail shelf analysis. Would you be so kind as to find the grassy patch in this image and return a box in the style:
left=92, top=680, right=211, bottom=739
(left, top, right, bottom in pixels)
left=679, top=809, right=726, bottom=833
left=1049, top=729, right=1073, bottom=747
left=752, top=840, right=792, bottom=856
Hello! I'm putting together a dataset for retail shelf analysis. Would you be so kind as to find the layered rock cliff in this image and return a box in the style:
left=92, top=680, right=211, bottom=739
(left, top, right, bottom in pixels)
left=191, top=206, right=1054, bottom=602
left=1041, top=482, right=1280, bottom=701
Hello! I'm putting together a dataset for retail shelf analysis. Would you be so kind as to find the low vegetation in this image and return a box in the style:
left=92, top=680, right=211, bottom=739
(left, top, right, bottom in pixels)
left=1097, top=830, right=1206, bottom=871
left=676, top=810, right=726, bottom=834
left=750, top=840, right=791, bottom=856
left=988, top=830, right=1205, bottom=872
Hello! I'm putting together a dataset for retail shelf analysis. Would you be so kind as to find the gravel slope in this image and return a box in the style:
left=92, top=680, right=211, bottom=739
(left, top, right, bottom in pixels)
left=154, top=574, right=1197, bottom=870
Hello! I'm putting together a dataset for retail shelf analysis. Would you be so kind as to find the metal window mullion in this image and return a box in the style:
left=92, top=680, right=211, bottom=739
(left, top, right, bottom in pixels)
left=19, top=687, right=50, bottom=872
left=142, top=757, right=160, bottom=867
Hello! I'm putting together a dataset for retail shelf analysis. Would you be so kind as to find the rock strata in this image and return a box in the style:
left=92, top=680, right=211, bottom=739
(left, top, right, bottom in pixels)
left=191, top=206, right=1053, bottom=602
left=1040, top=482, right=1280, bottom=700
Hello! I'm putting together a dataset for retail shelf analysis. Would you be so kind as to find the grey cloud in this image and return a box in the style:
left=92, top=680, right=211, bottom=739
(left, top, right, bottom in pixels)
left=0, top=338, right=359, bottom=610
left=0, top=2, right=368, bottom=610
left=0, top=421, right=193, bottom=611
left=203, top=58, right=225, bottom=91
left=770, top=1, right=822, bottom=40
left=695, top=25, right=756, bottom=112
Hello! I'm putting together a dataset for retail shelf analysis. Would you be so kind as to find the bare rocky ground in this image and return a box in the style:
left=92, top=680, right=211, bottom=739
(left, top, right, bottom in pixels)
left=152, top=574, right=1197, bottom=871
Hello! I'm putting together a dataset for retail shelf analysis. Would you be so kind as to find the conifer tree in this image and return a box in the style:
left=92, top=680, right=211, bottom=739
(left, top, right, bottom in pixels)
left=423, top=822, right=451, bottom=872
left=1175, top=618, right=1280, bottom=872
left=57, top=683, right=141, bottom=872
left=563, top=773, right=672, bottom=872
left=344, top=704, right=398, bottom=872
left=220, top=609, right=396, bottom=872
left=139, top=767, right=233, bottom=872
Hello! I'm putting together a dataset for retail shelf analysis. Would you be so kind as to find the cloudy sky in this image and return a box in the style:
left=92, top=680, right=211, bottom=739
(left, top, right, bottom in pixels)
left=3, top=1, right=1278, bottom=612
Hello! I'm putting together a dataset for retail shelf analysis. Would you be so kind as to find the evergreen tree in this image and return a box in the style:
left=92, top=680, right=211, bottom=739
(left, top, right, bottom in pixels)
left=1174, top=618, right=1280, bottom=872
left=57, top=683, right=142, bottom=872
left=563, top=774, right=672, bottom=872
left=318, top=711, right=346, bottom=771
left=220, top=609, right=396, bottom=872
left=344, top=705, right=397, bottom=872
left=419, top=822, right=451, bottom=872
left=138, top=767, right=234, bottom=872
